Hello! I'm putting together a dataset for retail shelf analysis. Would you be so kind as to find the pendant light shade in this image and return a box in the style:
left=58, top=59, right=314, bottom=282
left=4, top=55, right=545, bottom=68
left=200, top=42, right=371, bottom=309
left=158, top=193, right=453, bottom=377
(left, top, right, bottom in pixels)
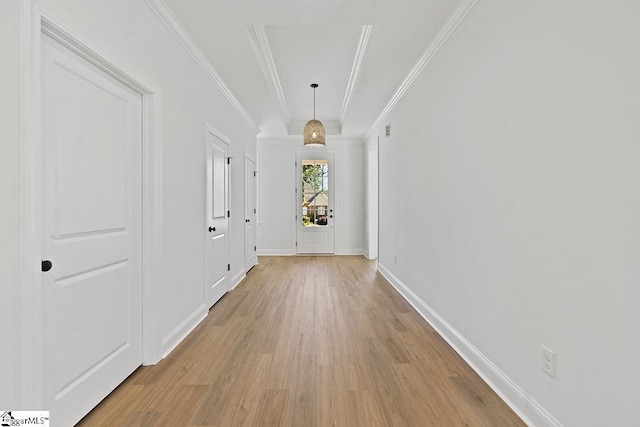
left=304, top=84, right=325, bottom=147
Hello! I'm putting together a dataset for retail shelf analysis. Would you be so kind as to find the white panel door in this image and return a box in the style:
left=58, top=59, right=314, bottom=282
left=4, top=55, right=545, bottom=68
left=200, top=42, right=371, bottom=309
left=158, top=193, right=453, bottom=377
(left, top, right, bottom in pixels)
left=245, top=155, right=257, bottom=271
left=296, top=152, right=335, bottom=254
left=41, top=35, right=142, bottom=426
left=205, top=131, right=230, bottom=307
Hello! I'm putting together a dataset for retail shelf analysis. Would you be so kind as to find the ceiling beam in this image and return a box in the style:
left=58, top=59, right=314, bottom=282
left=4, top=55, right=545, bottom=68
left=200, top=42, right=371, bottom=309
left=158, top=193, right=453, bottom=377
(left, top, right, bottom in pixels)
left=246, top=24, right=289, bottom=129
left=340, top=25, right=376, bottom=123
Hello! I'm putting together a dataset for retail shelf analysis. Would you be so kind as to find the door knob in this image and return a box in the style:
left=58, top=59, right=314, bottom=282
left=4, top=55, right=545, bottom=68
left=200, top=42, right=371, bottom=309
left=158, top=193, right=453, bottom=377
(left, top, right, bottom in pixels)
left=42, top=260, right=53, bottom=272
left=209, top=227, right=216, bottom=232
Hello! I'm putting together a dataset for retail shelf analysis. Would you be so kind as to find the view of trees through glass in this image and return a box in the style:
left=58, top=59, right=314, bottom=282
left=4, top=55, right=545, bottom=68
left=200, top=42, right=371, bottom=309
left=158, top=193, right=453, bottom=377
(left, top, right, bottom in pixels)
left=301, top=159, right=329, bottom=227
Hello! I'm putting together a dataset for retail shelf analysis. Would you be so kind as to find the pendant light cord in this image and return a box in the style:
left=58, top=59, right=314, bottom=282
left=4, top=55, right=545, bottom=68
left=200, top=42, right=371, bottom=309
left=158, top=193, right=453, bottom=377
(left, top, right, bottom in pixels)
left=311, top=83, right=319, bottom=120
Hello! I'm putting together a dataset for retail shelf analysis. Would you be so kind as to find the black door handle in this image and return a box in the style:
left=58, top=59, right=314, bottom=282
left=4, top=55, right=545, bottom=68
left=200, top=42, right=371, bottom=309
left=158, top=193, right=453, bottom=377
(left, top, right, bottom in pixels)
left=209, top=227, right=216, bottom=232
left=246, top=219, right=250, bottom=223
left=42, top=260, right=53, bottom=272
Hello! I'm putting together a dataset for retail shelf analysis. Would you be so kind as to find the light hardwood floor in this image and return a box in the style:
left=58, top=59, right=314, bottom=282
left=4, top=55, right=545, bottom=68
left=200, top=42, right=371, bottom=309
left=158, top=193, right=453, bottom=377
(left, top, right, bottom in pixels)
left=78, top=256, right=525, bottom=426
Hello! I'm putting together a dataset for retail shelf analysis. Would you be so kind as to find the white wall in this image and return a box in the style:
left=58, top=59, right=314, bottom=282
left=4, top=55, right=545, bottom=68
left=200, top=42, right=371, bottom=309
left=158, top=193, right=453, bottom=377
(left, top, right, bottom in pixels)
left=1, top=0, right=256, bottom=408
left=0, top=0, right=20, bottom=409
left=257, top=138, right=364, bottom=255
left=369, top=0, right=640, bottom=425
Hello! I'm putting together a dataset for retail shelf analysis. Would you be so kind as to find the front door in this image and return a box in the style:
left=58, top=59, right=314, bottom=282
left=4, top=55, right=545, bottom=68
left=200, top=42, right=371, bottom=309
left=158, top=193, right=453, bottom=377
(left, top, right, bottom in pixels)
left=245, top=154, right=257, bottom=271
left=296, top=152, right=334, bottom=254
left=41, top=35, right=143, bottom=426
left=205, top=129, right=230, bottom=307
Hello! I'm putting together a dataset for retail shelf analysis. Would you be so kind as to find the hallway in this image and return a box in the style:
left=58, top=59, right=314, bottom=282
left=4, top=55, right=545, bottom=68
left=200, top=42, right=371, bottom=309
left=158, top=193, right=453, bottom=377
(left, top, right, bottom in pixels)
left=78, top=256, right=524, bottom=426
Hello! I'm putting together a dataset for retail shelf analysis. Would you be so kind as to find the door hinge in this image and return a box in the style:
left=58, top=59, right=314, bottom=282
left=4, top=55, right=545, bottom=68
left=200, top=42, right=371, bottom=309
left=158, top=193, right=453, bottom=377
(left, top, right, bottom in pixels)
left=254, top=208, right=256, bottom=214
left=227, top=210, right=230, bottom=218
left=254, top=171, right=257, bottom=177
left=227, top=157, right=231, bottom=165
left=254, top=246, right=256, bottom=251
left=295, top=241, right=298, bottom=246
left=227, top=264, right=231, bottom=271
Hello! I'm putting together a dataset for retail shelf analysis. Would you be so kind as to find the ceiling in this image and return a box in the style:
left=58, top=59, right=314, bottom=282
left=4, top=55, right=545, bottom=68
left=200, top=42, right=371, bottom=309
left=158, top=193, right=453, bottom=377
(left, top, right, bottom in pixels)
left=161, top=0, right=460, bottom=140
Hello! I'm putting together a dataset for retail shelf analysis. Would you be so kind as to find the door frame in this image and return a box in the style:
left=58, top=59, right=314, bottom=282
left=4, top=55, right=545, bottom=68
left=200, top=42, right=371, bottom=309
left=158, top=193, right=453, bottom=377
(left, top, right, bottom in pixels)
left=18, top=1, right=163, bottom=409
left=294, top=150, right=337, bottom=254
left=204, top=123, right=231, bottom=306
left=244, top=152, right=257, bottom=270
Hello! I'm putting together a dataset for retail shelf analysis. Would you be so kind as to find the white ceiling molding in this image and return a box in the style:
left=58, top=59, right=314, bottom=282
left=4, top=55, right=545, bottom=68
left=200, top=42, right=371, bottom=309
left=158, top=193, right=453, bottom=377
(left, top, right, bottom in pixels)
left=246, top=25, right=289, bottom=128
left=144, top=0, right=259, bottom=131
left=288, top=120, right=342, bottom=136
left=366, top=0, right=479, bottom=139
left=340, top=25, right=375, bottom=123
left=258, top=136, right=364, bottom=145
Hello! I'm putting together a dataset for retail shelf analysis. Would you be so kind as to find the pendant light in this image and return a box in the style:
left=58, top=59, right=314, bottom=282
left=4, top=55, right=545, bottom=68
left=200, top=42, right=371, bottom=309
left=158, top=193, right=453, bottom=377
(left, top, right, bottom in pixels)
left=303, top=83, right=326, bottom=147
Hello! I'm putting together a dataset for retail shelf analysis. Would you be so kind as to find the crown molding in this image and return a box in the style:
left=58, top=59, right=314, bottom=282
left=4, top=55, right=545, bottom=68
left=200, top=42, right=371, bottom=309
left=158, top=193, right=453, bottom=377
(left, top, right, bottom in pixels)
left=144, top=0, right=258, bottom=131
left=246, top=25, right=289, bottom=128
left=258, top=136, right=364, bottom=145
left=366, top=0, right=479, bottom=139
left=288, top=120, right=342, bottom=136
left=340, top=25, right=375, bottom=122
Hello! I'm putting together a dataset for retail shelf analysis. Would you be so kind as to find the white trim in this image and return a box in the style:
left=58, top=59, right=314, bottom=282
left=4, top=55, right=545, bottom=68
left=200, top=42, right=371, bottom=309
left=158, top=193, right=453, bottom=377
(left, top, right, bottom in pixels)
left=366, top=0, right=479, bottom=139
left=161, top=304, right=208, bottom=358
left=141, top=82, right=163, bottom=367
left=340, top=25, right=375, bottom=122
left=246, top=25, right=289, bottom=128
left=19, top=0, right=43, bottom=407
left=335, top=249, right=366, bottom=256
left=258, top=137, right=365, bottom=145
left=365, top=139, right=379, bottom=261
left=377, top=263, right=564, bottom=427
left=206, top=122, right=231, bottom=145
left=257, top=250, right=296, bottom=256
left=247, top=150, right=259, bottom=225
left=19, top=0, right=164, bottom=409
left=231, top=269, right=247, bottom=291
left=144, top=0, right=258, bottom=131
left=244, top=151, right=259, bottom=271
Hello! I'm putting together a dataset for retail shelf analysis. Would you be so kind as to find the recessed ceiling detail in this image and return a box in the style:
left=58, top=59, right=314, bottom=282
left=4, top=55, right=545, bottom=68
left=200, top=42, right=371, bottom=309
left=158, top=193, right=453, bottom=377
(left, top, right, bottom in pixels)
left=246, top=24, right=289, bottom=127
left=247, top=24, right=368, bottom=137
left=160, top=0, right=472, bottom=139
left=340, top=25, right=375, bottom=124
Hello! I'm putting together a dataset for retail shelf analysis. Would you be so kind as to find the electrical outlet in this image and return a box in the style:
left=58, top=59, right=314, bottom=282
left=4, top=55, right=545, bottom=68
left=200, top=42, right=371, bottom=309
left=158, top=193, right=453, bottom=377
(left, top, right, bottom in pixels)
left=541, top=345, right=556, bottom=378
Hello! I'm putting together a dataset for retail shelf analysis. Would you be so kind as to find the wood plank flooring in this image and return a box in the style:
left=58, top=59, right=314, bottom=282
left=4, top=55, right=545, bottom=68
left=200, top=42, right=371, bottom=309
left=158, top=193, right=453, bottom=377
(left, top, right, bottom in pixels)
left=77, top=256, right=525, bottom=426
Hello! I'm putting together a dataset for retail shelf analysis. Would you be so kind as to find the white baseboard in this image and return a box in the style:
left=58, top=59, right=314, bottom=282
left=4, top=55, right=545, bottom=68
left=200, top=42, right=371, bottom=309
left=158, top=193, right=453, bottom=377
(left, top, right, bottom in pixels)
left=231, top=269, right=246, bottom=290
left=336, top=249, right=365, bottom=256
left=257, top=250, right=366, bottom=256
left=377, top=263, right=563, bottom=427
left=257, top=249, right=295, bottom=256
left=161, top=304, right=208, bottom=359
